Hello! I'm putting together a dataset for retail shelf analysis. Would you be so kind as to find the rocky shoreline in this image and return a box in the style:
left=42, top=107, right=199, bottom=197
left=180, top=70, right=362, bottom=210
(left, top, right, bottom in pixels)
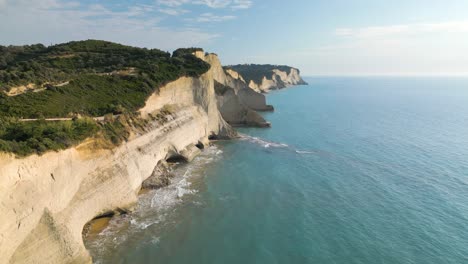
left=0, top=50, right=307, bottom=264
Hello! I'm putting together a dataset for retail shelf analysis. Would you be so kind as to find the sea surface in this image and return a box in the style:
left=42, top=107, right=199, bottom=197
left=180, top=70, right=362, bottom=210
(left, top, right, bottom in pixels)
left=86, top=77, right=468, bottom=264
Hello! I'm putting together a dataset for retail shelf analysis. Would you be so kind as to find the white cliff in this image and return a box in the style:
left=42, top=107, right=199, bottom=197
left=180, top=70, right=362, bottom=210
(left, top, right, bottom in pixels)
left=0, top=53, right=235, bottom=264
left=0, top=51, right=307, bottom=264
left=224, top=68, right=274, bottom=111
left=248, top=68, right=307, bottom=93
left=225, top=65, right=307, bottom=93
left=197, top=53, right=272, bottom=126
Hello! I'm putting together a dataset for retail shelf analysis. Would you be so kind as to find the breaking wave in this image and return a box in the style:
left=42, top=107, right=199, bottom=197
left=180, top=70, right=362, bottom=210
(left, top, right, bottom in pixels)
left=239, top=134, right=326, bottom=156
left=84, top=145, right=223, bottom=261
left=239, top=134, right=289, bottom=148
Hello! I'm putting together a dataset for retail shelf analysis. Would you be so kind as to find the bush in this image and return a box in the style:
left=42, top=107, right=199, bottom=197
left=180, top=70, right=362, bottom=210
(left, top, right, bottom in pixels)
left=0, top=118, right=98, bottom=156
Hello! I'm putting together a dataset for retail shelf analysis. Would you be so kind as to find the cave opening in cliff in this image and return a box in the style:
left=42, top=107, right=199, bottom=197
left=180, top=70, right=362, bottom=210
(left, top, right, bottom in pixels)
left=166, top=154, right=188, bottom=164
left=195, top=141, right=205, bottom=150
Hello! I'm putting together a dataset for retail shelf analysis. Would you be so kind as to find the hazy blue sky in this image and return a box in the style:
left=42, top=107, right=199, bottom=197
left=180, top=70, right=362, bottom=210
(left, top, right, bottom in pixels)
left=1, top=0, right=468, bottom=75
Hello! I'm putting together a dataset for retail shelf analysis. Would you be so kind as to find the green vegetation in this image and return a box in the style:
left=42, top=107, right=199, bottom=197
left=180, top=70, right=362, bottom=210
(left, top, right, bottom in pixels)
left=0, top=113, right=153, bottom=157
left=0, top=75, right=154, bottom=118
left=0, top=40, right=210, bottom=156
left=0, top=117, right=98, bottom=156
left=172, top=47, right=204, bottom=58
left=0, top=40, right=210, bottom=118
left=224, top=64, right=294, bottom=85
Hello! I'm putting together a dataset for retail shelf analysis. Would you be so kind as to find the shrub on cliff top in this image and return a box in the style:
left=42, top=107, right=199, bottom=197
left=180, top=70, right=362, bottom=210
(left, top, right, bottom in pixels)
left=0, top=117, right=98, bottom=156
left=0, top=113, right=149, bottom=157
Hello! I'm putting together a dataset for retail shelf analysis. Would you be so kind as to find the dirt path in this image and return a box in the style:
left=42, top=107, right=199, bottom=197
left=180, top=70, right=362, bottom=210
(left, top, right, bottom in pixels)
left=19, top=115, right=119, bottom=122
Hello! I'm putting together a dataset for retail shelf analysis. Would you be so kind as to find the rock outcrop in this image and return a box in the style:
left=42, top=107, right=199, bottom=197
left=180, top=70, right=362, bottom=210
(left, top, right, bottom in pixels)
left=214, top=81, right=270, bottom=127
left=141, top=161, right=174, bottom=190
left=195, top=53, right=272, bottom=127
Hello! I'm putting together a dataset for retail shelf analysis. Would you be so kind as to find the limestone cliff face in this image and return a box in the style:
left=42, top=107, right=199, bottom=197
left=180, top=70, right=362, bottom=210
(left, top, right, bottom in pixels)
left=214, top=82, right=270, bottom=127
left=139, top=64, right=235, bottom=138
left=223, top=69, right=273, bottom=111
left=247, top=68, right=307, bottom=93
left=0, top=55, right=236, bottom=264
left=0, top=51, right=305, bottom=264
left=196, top=53, right=272, bottom=126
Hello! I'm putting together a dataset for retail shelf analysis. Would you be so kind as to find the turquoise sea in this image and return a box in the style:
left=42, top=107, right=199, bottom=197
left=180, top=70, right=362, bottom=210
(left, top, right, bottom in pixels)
left=86, top=77, right=468, bottom=264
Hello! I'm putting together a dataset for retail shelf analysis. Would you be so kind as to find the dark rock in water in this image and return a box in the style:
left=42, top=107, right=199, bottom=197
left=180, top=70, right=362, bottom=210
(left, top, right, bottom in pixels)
left=142, top=161, right=175, bottom=189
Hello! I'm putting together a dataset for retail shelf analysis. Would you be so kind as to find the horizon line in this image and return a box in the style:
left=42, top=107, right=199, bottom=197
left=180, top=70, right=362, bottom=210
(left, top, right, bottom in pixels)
left=303, top=73, right=468, bottom=78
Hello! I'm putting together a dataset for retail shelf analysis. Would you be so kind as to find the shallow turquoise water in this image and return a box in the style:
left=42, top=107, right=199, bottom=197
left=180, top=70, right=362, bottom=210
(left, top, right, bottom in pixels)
left=87, top=77, right=468, bottom=264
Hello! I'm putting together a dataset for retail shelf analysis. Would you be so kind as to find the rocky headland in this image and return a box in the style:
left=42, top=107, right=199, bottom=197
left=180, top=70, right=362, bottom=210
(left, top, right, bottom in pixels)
left=0, top=41, right=307, bottom=264
left=225, top=64, right=308, bottom=93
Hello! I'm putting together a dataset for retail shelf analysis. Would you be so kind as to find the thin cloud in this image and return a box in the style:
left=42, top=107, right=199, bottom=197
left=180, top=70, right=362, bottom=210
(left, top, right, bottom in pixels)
left=336, top=21, right=468, bottom=38
left=0, top=0, right=219, bottom=49
left=231, top=0, right=252, bottom=10
left=196, top=12, right=236, bottom=22
left=195, top=0, right=231, bottom=8
left=295, top=20, right=468, bottom=75
left=158, top=8, right=190, bottom=15
left=156, top=0, right=253, bottom=10
left=157, top=0, right=191, bottom=7
left=155, top=0, right=252, bottom=21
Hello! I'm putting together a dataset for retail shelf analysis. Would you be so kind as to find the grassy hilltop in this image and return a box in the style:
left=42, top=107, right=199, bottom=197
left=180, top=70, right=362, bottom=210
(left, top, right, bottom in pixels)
left=0, top=40, right=209, bottom=156
left=0, top=40, right=209, bottom=118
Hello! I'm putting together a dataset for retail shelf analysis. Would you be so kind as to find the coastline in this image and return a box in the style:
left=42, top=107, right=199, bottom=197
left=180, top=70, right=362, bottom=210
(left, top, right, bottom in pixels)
left=81, top=144, right=217, bottom=240
left=0, top=48, right=307, bottom=263
left=80, top=77, right=468, bottom=264
left=82, top=83, right=305, bottom=260
left=83, top=143, right=227, bottom=261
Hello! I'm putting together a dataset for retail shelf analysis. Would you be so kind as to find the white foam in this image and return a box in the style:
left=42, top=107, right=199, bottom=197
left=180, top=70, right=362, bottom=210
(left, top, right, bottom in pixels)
left=151, top=237, right=160, bottom=245
left=130, top=219, right=154, bottom=230
left=177, top=186, right=197, bottom=198
left=239, top=134, right=325, bottom=156
left=239, top=134, right=290, bottom=149
left=296, top=150, right=315, bottom=154
left=192, top=201, right=203, bottom=206
left=86, top=145, right=225, bottom=260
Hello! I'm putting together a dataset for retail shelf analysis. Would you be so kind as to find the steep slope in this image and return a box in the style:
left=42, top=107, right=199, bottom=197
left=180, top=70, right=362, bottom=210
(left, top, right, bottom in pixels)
left=224, top=69, right=274, bottom=111
left=195, top=52, right=271, bottom=127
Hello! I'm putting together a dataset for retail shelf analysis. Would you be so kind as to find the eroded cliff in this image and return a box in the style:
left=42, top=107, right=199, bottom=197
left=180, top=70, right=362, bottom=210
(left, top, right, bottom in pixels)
left=0, top=51, right=307, bottom=264
left=196, top=52, right=272, bottom=127
left=0, top=53, right=235, bottom=264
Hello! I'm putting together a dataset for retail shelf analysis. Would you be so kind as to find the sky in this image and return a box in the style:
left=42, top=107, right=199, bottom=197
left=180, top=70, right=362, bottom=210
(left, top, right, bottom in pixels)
left=1, top=0, right=468, bottom=76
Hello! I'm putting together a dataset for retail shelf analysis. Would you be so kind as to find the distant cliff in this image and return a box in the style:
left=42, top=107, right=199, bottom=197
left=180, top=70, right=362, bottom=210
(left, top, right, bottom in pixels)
left=225, top=64, right=308, bottom=93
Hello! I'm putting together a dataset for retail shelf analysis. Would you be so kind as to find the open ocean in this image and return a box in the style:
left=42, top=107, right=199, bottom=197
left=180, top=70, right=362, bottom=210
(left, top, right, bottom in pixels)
left=86, top=77, right=468, bottom=264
